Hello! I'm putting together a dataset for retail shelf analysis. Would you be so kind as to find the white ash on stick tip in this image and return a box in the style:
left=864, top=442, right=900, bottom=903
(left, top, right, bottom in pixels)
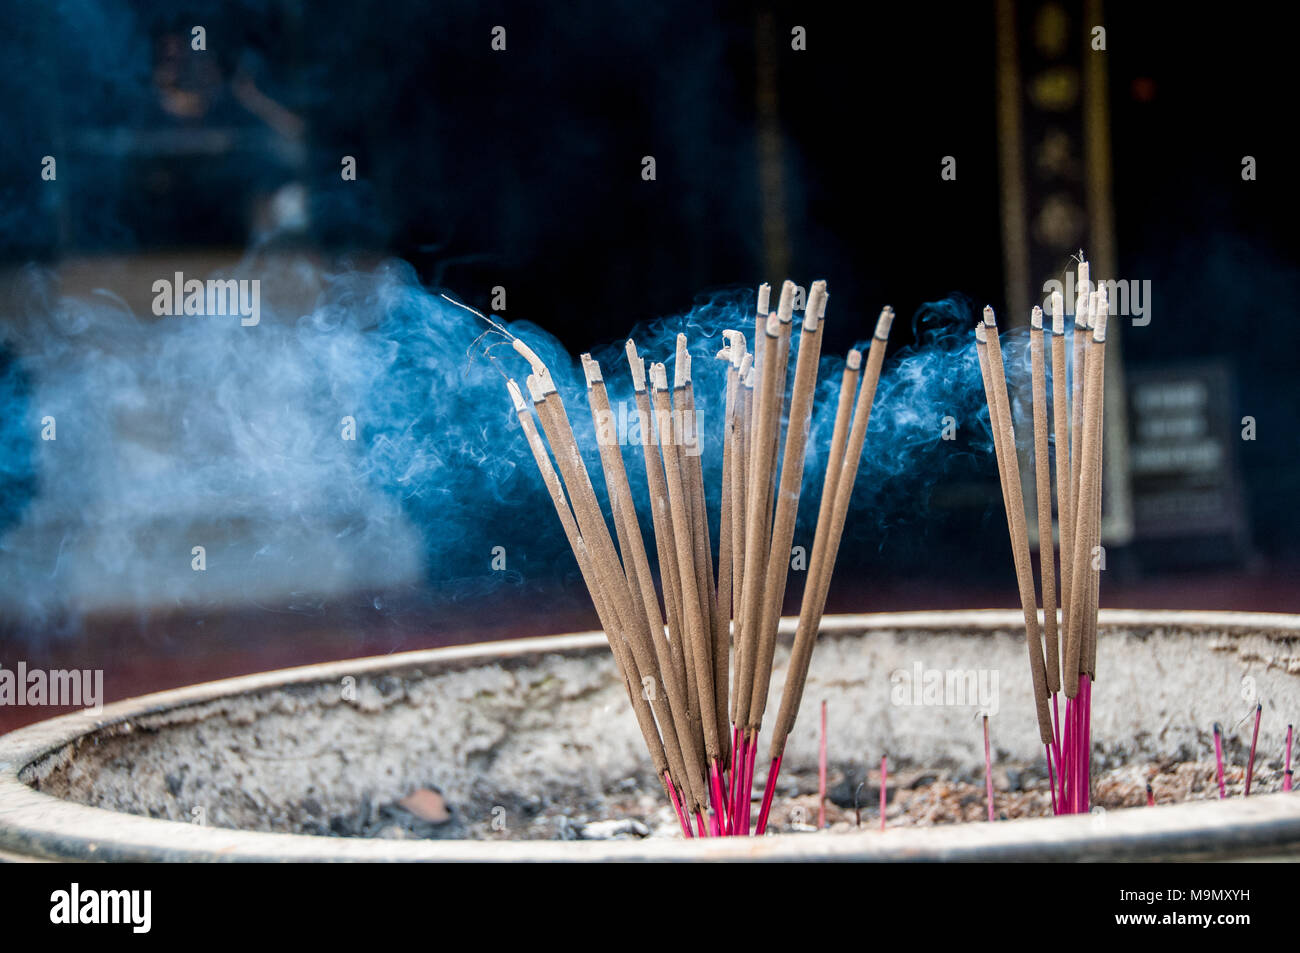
left=525, top=373, right=552, bottom=403
left=804, top=280, right=828, bottom=331
left=974, top=322, right=988, bottom=344
left=757, top=282, right=771, bottom=315
left=649, top=361, right=669, bottom=392
left=1051, top=291, right=1065, bottom=334
left=1092, top=289, right=1109, bottom=341
left=777, top=279, right=797, bottom=322
left=581, top=353, right=603, bottom=386
left=625, top=340, right=647, bottom=392
left=506, top=378, right=528, bottom=412
left=981, top=304, right=997, bottom=328
left=874, top=305, right=895, bottom=340
left=1031, top=305, right=1044, bottom=330
left=723, top=329, right=748, bottom=366
left=674, top=334, right=691, bottom=388
left=846, top=348, right=863, bottom=370
left=738, top=352, right=753, bottom=379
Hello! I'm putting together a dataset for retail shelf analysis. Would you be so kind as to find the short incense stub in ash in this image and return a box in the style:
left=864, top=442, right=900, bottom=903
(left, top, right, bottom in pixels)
left=498, top=281, right=892, bottom=837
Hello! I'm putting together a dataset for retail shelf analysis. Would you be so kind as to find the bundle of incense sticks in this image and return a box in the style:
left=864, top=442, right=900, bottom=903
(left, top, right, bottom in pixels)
left=976, top=258, right=1108, bottom=815
left=501, top=280, right=893, bottom=836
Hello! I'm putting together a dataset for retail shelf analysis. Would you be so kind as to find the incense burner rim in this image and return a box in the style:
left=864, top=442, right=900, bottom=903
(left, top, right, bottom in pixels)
left=2, top=609, right=1298, bottom=862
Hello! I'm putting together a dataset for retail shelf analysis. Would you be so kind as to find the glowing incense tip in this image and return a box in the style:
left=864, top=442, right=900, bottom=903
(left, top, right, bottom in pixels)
left=1031, top=305, right=1044, bottom=330
left=506, top=378, right=528, bottom=413
left=874, top=306, right=895, bottom=340
left=649, top=361, right=669, bottom=392
left=757, top=282, right=771, bottom=315
left=1051, top=291, right=1065, bottom=334
left=777, top=279, right=796, bottom=322
left=981, top=305, right=997, bottom=328
left=581, top=353, right=603, bottom=386
left=625, top=340, right=647, bottom=392
left=846, top=348, right=862, bottom=370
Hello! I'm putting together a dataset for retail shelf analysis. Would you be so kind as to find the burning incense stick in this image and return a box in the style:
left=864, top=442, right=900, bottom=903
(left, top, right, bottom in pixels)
left=977, top=263, right=1109, bottom=816
left=975, top=312, right=1054, bottom=747
left=1146, top=783, right=1155, bottom=807
left=502, top=279, right=889, bottom=837
left=760, top=306, right=894, bottom=833
left=1030, top=306, right=1060, bottom=698
left=750, top=282, right=826, bottom=740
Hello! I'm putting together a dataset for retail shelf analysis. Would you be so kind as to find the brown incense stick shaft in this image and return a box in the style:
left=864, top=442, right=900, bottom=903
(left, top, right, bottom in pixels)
left=1083, top=289, right=1107, bottom=678
left=748, top=281, right=826, bottom=732
left=1030, top=307, right=1060, bottom=694
left=729, top=360, right=753, bottom=727
left=650, top=363, right=722, bottom=763
left=1064, top=290, right=1107, bottom=697
left=978, top=311, right=1053, bottom=744
left=581, top=356, right=709, bottom=809
left=1050, top=292, right=1073, bottom=682
left=626, top=343, right=696, bottom=753
left=508, top=380, right=670, bottom=780
left=530, top=379, right=701, bottom=804
left=674, top=340, right=730, bottom=761
left=716, top=347, right=738, bottom=725
left=735, top=282, right=791, bottom=734
left=772, top=305, right=893, bottom=753
left=1065, top=263, right=1090, bottom=676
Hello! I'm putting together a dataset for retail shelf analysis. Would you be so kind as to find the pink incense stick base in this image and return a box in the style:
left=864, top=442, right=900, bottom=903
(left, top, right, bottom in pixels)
left=1046, top=744, right=1058, bottom=816
left=733, top=731, right=749, bottom=835
left=743, top=736, right=759, bottom=835
left=754, top=755, right=783, bottom=836
left=709, top=762, right=729, bottom=836
left=665, top=771, right=691, bottom=838
left=695, top=811, right=708, bottom=838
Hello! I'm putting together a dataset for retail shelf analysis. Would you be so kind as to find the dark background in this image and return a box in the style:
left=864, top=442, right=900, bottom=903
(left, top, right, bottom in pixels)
left=1, top=1, right=1297, bottom=727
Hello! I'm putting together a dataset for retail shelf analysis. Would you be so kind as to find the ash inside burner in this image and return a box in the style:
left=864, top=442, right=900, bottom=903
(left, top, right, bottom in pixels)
left=19, top=618, right=1300, bottom=842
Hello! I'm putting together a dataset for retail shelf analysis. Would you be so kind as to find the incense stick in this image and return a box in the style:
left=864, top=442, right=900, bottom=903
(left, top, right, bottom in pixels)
left=1030, top=306, right=1060, bottom=697
left=757, top=312, right=893, bottom=834
left=1245, top=702, right=1262, bottom=796
left=1214, top=722, right=1226, bottom=799
left=984, top=714, right=995, bottom=822
left=502, top=278, right=887, bottom=837
left=976, top=311, right=1054, bottom=746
